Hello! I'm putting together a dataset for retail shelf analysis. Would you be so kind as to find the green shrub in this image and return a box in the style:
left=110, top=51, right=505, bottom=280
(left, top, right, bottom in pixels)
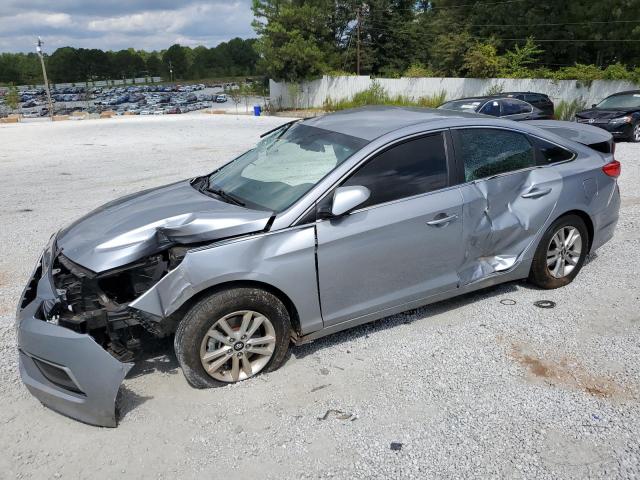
left=403, top=63, right=435, bottom=78
left=324, top=69, right=357, bottom=77
left=484, top=82, right=505, bottom=96
left=555, top=99, right=587, bottom=121
left=324, top=83, right=446, bottom=111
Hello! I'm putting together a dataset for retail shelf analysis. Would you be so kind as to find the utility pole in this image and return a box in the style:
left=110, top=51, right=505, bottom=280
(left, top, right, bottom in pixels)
left=356, top=5, right=361, bottom=76
left=36, top=37, right=54, bottom=121
left=169, top=61, right=174, bottom=83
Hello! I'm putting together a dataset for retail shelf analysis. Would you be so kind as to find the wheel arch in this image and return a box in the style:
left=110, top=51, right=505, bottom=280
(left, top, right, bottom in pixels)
left=171, top=279, right=303, bottom=338
left=551, top=209, right=594, bottom=252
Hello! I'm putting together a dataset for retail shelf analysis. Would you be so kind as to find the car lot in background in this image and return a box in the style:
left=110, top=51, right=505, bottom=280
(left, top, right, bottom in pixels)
left=3, top=81, right=258, bottom=118
left=575, top=90, right=640, bottom=142
left=439, top=95, right=550, bottom=120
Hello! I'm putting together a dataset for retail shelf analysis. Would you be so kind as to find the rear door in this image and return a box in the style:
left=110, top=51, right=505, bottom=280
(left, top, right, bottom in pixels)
left=316, top=132, right=464, bottom=327
left=451, top=127, right=563, bottom=284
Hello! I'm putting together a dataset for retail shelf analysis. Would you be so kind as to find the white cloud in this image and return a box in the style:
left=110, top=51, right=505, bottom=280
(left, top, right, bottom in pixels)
left=0, top=1, right=254, bottom=52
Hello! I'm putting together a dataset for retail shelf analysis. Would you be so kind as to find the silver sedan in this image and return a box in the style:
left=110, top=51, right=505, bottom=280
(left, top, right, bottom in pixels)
left=17, top=107, right=621, bottom=426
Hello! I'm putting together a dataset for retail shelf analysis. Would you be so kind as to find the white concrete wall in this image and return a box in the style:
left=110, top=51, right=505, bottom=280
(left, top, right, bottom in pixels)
left=269, top=76, right=639, bottom=109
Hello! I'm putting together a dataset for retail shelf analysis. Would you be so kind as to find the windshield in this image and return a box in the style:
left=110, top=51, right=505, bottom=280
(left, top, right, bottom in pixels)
left=597, top=93, right=640, bottom=109
left=206, top=123, right=368, bottom=212
left=438, top=100, right=482, bottom=112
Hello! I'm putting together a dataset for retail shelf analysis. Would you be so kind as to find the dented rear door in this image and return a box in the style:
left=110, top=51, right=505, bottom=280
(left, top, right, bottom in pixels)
left=451, top=127, right=562, bottom=285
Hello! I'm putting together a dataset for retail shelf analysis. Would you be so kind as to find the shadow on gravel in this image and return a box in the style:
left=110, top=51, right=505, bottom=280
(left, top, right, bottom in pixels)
left=291, top=280, right=524, bottom=360
left=117, top=385, right=153, bottom=421
left=127, top=336, right=180, bottom=379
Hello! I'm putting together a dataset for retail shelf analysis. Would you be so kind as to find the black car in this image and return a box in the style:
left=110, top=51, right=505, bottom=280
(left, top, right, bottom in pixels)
left=438, top=96, right=548, bottom=121
left=500, top=92, right=554, bottom=117
left=575, top=90, right=640, bottom=142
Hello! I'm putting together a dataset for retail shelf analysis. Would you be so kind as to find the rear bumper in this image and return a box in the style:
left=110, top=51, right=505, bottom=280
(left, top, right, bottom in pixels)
left=591, top=184, right=621, bottom=252
left=16, top=243, right=133, bottom=427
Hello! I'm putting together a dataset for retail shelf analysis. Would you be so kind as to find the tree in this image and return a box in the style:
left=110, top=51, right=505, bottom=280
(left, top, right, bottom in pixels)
left=252, top=0, right=336, bottom=81
left=500, top=38, right=543, bottom=77
left=163, top=44, right=188, bottom=80
left=145, top=55, right=163, bottom=76
left=463, top=42, right=503, bottom=78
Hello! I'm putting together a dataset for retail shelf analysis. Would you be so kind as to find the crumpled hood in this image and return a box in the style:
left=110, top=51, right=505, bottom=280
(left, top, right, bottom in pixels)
left=57, top=180, right=273, bottom=272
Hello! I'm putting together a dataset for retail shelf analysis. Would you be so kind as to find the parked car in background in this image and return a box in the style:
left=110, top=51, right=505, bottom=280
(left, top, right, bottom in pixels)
left=438, top=96, right=549, bottom=120
left=500, top=92, right=555, bottom=117
left=575, top=90, right=640, bottom=142
left=16, top=107, right=620, bottom=427
left=215, top=94, right=228, bottom=103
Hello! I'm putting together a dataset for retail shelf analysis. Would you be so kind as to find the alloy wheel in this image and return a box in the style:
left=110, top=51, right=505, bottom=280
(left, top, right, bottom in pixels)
left=546, top=226, right=582, bottom=278
left=634, top=124, right=640, bottom=142
left=199, top=310, right=276, bottom=382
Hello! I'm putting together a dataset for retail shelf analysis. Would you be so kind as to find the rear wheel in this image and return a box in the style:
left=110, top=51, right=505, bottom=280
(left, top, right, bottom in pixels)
left=174, top=287, right=291, bottom=388
left=528, top=215, right=589, bottom=289
left=631, top=123, right=640, bottom=142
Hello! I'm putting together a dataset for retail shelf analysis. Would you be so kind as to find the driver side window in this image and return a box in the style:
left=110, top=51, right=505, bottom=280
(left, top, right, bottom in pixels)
left=342, top=133, right=449, bottom=209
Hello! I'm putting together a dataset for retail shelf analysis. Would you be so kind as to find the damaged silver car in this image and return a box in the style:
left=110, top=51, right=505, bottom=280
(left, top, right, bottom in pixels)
left=17, top=107, right=621, bottom=426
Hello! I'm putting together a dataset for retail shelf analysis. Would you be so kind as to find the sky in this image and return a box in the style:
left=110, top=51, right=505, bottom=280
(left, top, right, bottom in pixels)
left=0, top=0, right=255, bottom=53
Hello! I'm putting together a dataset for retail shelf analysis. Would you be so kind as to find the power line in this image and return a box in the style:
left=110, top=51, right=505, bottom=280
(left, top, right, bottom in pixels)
left=357, top=23, right=640, bottom=43
left=363, top=18, right=640, bottom=28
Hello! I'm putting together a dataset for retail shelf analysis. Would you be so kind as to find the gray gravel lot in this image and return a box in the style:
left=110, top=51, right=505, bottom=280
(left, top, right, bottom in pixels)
left=0, top=114, right=639, bottom=479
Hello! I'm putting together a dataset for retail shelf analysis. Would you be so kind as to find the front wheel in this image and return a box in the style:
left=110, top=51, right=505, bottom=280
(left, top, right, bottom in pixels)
left=174, top=287, right=291, bottom=388
left=528, top=215, right=589, bottom=289
left=631, top=122, right=640, bottom=142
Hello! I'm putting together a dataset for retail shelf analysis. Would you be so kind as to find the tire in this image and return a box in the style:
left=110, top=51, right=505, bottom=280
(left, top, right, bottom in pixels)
left=528, top=214, right=589, bottom=289
left=631, top=122, right=640, bottom=143
left=174, top=287, right=291, bottom=388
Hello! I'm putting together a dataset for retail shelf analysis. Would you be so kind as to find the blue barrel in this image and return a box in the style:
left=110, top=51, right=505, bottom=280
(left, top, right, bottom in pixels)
left=253, top=105, right=262, bottom=116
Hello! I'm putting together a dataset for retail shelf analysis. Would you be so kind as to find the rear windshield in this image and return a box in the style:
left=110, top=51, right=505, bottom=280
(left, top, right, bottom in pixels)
left=597, top=93, right=640, bottom=109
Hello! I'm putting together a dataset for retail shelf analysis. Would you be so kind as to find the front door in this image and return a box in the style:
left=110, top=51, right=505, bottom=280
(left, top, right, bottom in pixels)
left=316, top=132, right=465, bottom=327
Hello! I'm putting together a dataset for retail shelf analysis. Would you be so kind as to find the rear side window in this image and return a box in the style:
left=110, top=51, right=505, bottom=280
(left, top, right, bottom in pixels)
left=343, top=133, right=448, bottom=208
left=502, top=99, right=532, bottom=115
left=532, top=137, right=575, bottom=164
left=455, top=129, right=535, bottom=181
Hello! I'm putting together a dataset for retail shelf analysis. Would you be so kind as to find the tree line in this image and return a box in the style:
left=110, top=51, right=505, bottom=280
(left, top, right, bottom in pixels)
left=0, top=38, right=258, bottom=85
left=3, top=1, right=640, bottom=86
left=252, top=0, right=640, bottom=81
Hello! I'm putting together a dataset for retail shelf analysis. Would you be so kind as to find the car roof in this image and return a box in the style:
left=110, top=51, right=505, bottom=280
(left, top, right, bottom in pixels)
left=301, top=106, right=483, bottom=141
left=607, top=90, right=640, bottom=97
left=501, top=91, right=548, bottom=96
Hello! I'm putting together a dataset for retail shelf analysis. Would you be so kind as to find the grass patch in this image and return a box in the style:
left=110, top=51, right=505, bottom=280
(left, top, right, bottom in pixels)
left=324, top=81, right=446, bottom=111
left=555, top=99, right=587, bottom=121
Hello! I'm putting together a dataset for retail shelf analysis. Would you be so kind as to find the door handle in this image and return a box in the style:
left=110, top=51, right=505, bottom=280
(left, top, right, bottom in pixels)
left=521, top=187, right=552, bottom=199
left=426, top=213, right=458, bottom=226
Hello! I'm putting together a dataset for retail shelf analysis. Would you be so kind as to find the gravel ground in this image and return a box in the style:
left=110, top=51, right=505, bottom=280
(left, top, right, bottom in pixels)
left=0, top=114, right=639, bottom=479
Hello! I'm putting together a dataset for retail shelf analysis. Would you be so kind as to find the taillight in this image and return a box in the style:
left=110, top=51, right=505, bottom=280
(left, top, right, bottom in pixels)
left=602, top=160, right=621, bottom=178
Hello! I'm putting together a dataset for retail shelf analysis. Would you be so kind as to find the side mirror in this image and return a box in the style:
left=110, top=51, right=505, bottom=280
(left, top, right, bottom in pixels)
left=592, top=104, right=597, bottom=109
left=331, top=186, right=370, bottom=217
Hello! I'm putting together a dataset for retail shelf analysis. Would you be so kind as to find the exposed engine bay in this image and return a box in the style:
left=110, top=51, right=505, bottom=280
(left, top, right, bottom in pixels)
left=49, top=246, right=189, bottom=362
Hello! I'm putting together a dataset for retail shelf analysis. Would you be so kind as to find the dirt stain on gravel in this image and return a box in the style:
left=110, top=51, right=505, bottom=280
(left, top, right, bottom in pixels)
left=509, top=342, right=626, bottom=399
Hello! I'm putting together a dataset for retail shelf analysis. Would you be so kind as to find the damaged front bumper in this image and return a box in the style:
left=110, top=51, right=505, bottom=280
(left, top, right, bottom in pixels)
left=16, top=239, right=133, bottom=427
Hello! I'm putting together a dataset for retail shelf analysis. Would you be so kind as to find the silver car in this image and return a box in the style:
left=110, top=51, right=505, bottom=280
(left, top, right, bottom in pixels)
left=16, top=107, right=621, bottom=426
